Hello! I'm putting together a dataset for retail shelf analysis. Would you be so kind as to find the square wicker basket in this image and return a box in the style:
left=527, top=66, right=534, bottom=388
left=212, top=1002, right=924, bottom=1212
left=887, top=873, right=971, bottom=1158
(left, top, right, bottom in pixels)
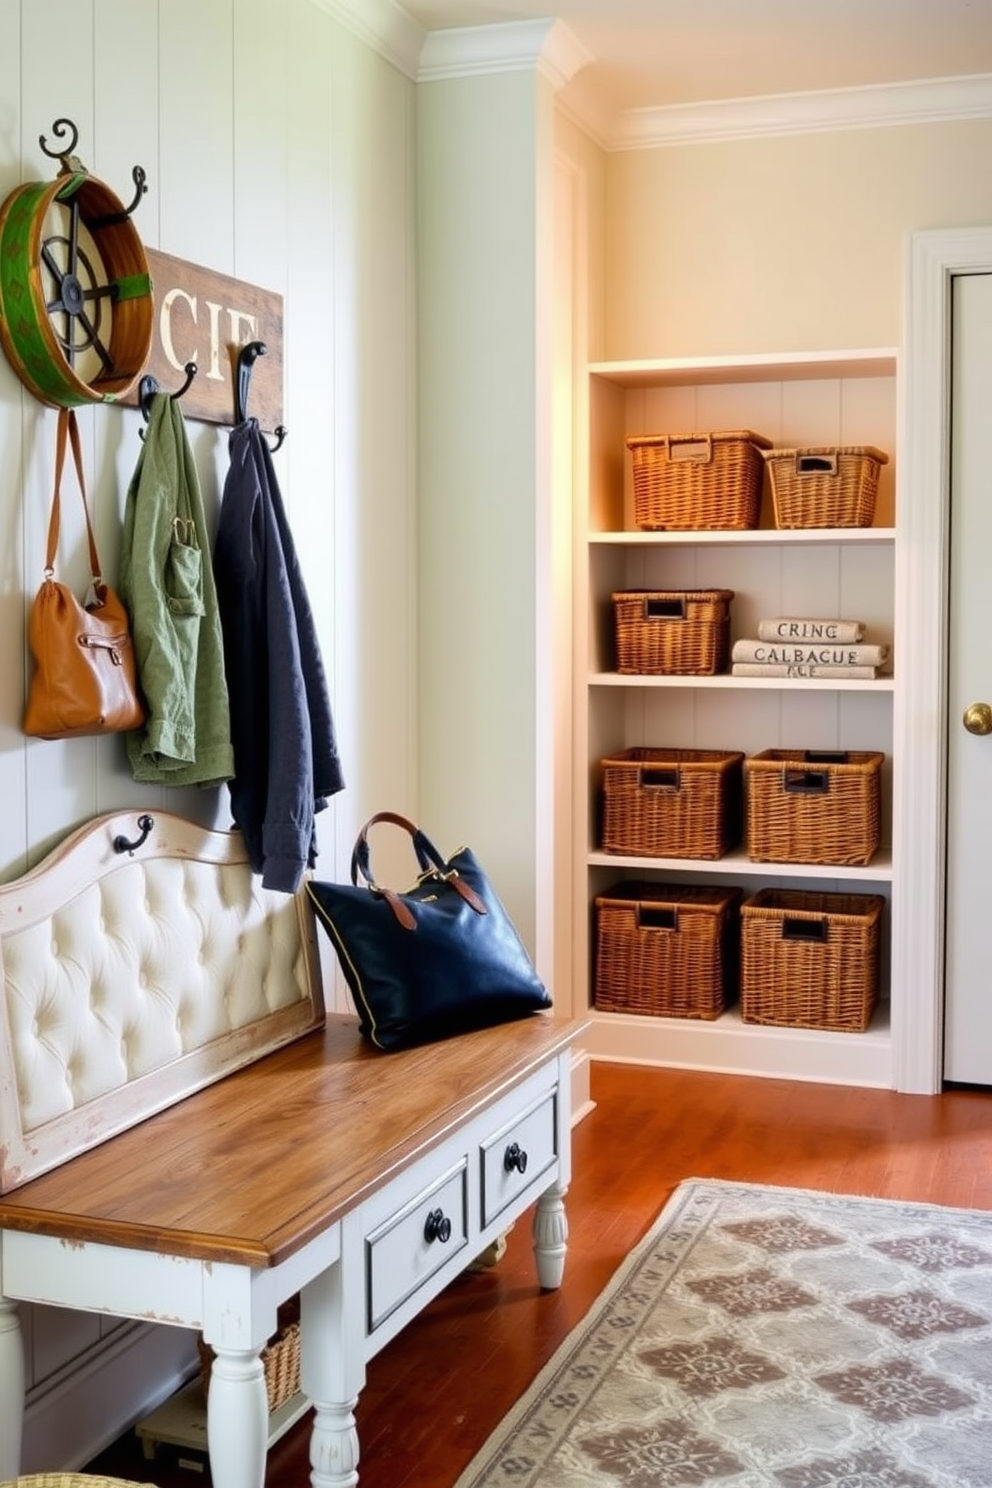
left=740, top=888, right=885, bottom=1032
left=594, top=881, right=743, bottom=1020
left=626, top=430, right=772, bottom=530
left=612, top=589, right=734, bottom=675
left=744, top=748, right=883, bottom=865
left=198, top=1300, right=301, bottom=1415
left=763, top=446, right=888, bottom=528
left=600, top=747, right=744, bottom=859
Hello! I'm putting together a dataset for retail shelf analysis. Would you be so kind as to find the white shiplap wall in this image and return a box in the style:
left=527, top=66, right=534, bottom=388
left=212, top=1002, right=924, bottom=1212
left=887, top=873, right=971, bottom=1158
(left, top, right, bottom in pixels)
left=0, top=0, right=417, bottom=1466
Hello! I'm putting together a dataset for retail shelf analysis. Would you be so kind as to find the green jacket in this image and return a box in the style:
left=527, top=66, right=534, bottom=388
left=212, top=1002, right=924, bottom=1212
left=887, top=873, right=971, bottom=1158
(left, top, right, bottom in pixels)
left=119, top=394, right=234, bottom=786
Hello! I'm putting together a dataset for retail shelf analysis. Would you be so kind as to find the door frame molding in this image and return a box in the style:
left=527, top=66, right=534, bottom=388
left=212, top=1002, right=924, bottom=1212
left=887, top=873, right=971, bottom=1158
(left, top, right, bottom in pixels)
left=894, top=225, right=992, bottom=1093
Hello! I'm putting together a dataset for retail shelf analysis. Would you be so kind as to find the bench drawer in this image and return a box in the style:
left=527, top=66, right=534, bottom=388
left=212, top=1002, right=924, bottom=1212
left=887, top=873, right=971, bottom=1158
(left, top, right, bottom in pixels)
left=480, top=1089, right=558, bottom=1229
left=366, top=1159, right=469, bottom=1332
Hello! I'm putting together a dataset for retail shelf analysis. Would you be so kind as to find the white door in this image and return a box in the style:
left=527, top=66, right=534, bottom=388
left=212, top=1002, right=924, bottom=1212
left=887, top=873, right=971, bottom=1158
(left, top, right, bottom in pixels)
left=943, top=271, right=992, bottom=1084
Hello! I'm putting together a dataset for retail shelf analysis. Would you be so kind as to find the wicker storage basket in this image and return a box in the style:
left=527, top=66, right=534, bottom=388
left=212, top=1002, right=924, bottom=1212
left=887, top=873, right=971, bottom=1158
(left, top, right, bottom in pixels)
left=626, top=430, right=772, bottom=530
left=740, top=888, right=884, bottom=1032
left=601, top=747, right=744, bottom=859
left=595, top=881, right=743, bottom=1019
left=763, top=446, right=888, bottom=529
left=199, top=1300, right=301, bottom=1414
left=744, top=748, right=883, bottom=865
left=612, top=589, right=734, bottom=675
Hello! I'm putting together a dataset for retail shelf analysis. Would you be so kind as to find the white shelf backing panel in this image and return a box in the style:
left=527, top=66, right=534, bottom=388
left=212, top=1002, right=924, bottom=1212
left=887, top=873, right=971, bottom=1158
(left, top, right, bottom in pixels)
left=586, top=862, right=893, bottom=998
left=586, top=683, right=893, bottom=901
left=588, top=356, right=897, bottom=535
left=589, top=539, right=895, bottom=673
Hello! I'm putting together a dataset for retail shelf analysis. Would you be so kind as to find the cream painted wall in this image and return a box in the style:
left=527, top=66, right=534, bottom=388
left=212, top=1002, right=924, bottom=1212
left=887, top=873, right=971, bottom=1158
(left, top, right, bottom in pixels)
left=417, top=67, right=557, bottom=954
left=0, top=0, right=417, bottom=1465
left=603, top=119, right=992, bottom=358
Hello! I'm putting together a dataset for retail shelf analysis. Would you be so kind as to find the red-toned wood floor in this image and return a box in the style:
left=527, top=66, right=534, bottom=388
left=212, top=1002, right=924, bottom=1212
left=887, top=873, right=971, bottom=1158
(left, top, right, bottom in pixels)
left=87, top=1058, right=992, bottom=1487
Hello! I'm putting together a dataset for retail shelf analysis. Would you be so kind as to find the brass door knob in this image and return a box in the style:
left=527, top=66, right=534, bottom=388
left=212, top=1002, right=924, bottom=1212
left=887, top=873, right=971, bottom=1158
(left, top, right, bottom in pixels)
left=963, top=702, right=992, bottom=735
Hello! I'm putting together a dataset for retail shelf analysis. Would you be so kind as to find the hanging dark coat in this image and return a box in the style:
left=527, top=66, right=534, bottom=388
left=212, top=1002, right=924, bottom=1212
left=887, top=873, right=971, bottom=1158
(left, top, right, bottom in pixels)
left=214, top=419, right=344, bottom=892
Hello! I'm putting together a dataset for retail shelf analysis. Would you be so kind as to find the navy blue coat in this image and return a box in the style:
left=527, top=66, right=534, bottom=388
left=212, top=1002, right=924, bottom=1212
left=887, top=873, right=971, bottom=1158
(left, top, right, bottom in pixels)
left=214, top=420, right=344, bottom=891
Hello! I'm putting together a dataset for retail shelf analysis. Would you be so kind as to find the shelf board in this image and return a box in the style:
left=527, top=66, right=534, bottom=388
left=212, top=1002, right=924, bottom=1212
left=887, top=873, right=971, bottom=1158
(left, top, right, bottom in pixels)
left=582, top=1003, right=892, bottom=1088
left=589, top=671, right=895, bottom=692
left=588, top=349, right=898, bottom=388
left=589, top=527, right=895, bottom=546
left=588, top=846, right=893, bottom=883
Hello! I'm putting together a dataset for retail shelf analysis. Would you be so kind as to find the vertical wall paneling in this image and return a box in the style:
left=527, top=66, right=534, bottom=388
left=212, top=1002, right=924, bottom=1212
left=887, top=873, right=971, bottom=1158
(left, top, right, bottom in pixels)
left=20, top=1, right=102, bottom=860
left=1, top=0, right=422, bottom=1461
left=0, top=0, right=25, bottom=878
left=93, top=0, right=167, bottom=818
left=324, top=19, right=419, bottom=896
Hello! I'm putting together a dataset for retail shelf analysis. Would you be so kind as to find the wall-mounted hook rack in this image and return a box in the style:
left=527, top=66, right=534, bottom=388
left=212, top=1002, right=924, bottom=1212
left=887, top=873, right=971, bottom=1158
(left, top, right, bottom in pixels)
left=138, top=360, right=198, bottom=423
left=236, top=341, right=287, bottom=452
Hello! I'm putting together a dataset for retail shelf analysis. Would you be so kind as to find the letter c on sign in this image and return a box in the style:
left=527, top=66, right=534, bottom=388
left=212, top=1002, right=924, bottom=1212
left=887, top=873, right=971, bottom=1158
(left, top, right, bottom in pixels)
left=160, top=288, right=199, bottom=372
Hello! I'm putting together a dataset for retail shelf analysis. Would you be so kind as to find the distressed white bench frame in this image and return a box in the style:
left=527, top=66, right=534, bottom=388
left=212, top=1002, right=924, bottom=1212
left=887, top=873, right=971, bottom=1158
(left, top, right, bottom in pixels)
left=0, top=812, right=581, bottom=1488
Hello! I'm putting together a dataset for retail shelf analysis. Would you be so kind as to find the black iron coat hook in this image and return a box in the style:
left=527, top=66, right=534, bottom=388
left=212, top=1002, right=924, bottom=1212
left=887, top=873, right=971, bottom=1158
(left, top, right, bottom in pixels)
left=235, top=341, right=287, bottom=452
left=113, top=814, right=154, bottom=856
left=138, top=361, right=198, bottom=423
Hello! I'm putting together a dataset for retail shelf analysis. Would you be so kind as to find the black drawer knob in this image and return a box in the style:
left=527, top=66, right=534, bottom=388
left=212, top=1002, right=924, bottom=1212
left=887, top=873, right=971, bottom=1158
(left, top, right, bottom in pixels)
left=504, top=1142, right=528, bottom=1175
left=424, top=1207, right=452, bottom=1244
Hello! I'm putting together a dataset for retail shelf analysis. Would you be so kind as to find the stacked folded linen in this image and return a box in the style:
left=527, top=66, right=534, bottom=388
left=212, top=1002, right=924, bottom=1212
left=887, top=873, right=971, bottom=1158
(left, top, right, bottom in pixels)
left=731, top=617, right=889, bottom=678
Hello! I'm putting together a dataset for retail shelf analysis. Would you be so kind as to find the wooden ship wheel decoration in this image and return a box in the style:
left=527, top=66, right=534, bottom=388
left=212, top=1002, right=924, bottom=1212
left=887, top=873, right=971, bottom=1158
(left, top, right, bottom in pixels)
left=0, top=117, right=153, bottom=407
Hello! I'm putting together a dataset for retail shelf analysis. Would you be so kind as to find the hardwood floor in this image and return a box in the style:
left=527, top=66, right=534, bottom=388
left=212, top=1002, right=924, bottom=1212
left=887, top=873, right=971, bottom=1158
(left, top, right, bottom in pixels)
left=87, top=1057, right=992, bottom=1487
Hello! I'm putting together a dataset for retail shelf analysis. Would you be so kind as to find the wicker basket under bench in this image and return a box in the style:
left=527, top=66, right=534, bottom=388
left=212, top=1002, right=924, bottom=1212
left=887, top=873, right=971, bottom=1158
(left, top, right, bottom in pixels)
left=198, top=1299, right=302, bottom=1416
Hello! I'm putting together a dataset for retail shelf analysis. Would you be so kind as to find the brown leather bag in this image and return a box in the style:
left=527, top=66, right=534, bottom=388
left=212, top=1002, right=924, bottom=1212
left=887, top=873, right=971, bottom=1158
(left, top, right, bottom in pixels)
left=23, top=408, right=145, bottom=740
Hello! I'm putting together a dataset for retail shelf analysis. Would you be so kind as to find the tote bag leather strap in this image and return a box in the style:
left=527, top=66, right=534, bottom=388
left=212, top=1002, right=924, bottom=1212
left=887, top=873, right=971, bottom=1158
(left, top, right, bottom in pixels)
left=350, top=811, right=487, bottom=920
left=44, top=407, right=103, bottom=583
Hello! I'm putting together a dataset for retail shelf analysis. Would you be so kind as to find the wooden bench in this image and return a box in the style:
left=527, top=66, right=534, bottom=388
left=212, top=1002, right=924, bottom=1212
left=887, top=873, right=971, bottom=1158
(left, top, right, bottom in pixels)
left=0, top=811, right=584, bottom=1488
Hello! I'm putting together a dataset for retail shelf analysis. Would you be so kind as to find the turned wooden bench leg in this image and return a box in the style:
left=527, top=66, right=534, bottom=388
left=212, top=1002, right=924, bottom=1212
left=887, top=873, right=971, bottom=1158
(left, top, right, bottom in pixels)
left=302, top=1246, right=364, bottom=1488
left=206, top=1344, right=269, bottom=1488
left=533, top=1179, right=568, bottom=1290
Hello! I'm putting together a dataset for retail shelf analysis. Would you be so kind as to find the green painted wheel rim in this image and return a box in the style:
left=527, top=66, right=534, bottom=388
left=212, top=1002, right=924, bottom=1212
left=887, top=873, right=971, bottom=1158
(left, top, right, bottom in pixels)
left=0, top=171, right=153, bottom=407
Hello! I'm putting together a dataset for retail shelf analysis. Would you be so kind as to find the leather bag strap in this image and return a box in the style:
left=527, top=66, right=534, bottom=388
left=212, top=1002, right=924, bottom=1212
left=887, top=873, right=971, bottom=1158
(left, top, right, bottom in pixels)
left=350, top=811, right=487, bottom=925
left=44, top=408, right=103, bottom=583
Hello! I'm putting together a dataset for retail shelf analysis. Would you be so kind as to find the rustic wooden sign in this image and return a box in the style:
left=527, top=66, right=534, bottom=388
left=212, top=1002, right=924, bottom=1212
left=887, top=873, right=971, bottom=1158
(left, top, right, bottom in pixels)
left=119, top=248, right=284, bottom=432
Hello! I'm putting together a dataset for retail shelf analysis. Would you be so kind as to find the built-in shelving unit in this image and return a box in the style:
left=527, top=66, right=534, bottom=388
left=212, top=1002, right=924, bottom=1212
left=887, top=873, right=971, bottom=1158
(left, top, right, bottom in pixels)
left=576, top=348, right=898, bottom=1087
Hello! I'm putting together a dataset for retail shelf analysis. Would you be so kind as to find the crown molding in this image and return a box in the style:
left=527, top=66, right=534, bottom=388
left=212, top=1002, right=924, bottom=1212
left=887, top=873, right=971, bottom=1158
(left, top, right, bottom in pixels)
left=309, top=0, right=425, bottom=79
left=610, top=72, right=992, bottom=150
left=419, top=18, right=594, bottom=90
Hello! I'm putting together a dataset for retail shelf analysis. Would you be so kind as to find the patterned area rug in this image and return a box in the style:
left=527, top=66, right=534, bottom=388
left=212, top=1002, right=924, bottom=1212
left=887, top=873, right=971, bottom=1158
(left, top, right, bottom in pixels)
left=454, top=1178, right=992, bottom=1487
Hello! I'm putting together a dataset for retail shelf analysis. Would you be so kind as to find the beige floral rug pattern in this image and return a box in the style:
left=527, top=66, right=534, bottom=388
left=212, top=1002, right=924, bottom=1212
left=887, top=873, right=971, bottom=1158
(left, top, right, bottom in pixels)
left=454, top=1179, right=992, bottom=1488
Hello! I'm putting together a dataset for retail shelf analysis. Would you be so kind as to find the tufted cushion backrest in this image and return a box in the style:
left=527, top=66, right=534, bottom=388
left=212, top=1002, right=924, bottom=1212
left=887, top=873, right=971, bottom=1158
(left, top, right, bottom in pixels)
left=0, top=811, right=324, bottom=1193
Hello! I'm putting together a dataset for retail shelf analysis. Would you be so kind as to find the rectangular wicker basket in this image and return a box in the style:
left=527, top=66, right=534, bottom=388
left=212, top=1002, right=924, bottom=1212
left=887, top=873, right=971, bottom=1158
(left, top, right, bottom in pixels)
left=763, top=446, right=888, bottom=528
left=612, top=589, right=734, bottom=675
left=600, top=747, right=744, bottom=859
left=198, top=1300, right=301, bottom=1415
left=744, top=748, right=883, bottom=865
left=740, top=888, right=885, bottom=1032
left=594, top=881, right=743, bottom=1020
left=626, top=430, right=772, bottom=530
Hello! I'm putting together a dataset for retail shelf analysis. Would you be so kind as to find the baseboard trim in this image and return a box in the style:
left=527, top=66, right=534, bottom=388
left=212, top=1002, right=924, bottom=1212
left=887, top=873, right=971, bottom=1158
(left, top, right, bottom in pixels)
left=22, top=1319, right=198, bottom=1473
